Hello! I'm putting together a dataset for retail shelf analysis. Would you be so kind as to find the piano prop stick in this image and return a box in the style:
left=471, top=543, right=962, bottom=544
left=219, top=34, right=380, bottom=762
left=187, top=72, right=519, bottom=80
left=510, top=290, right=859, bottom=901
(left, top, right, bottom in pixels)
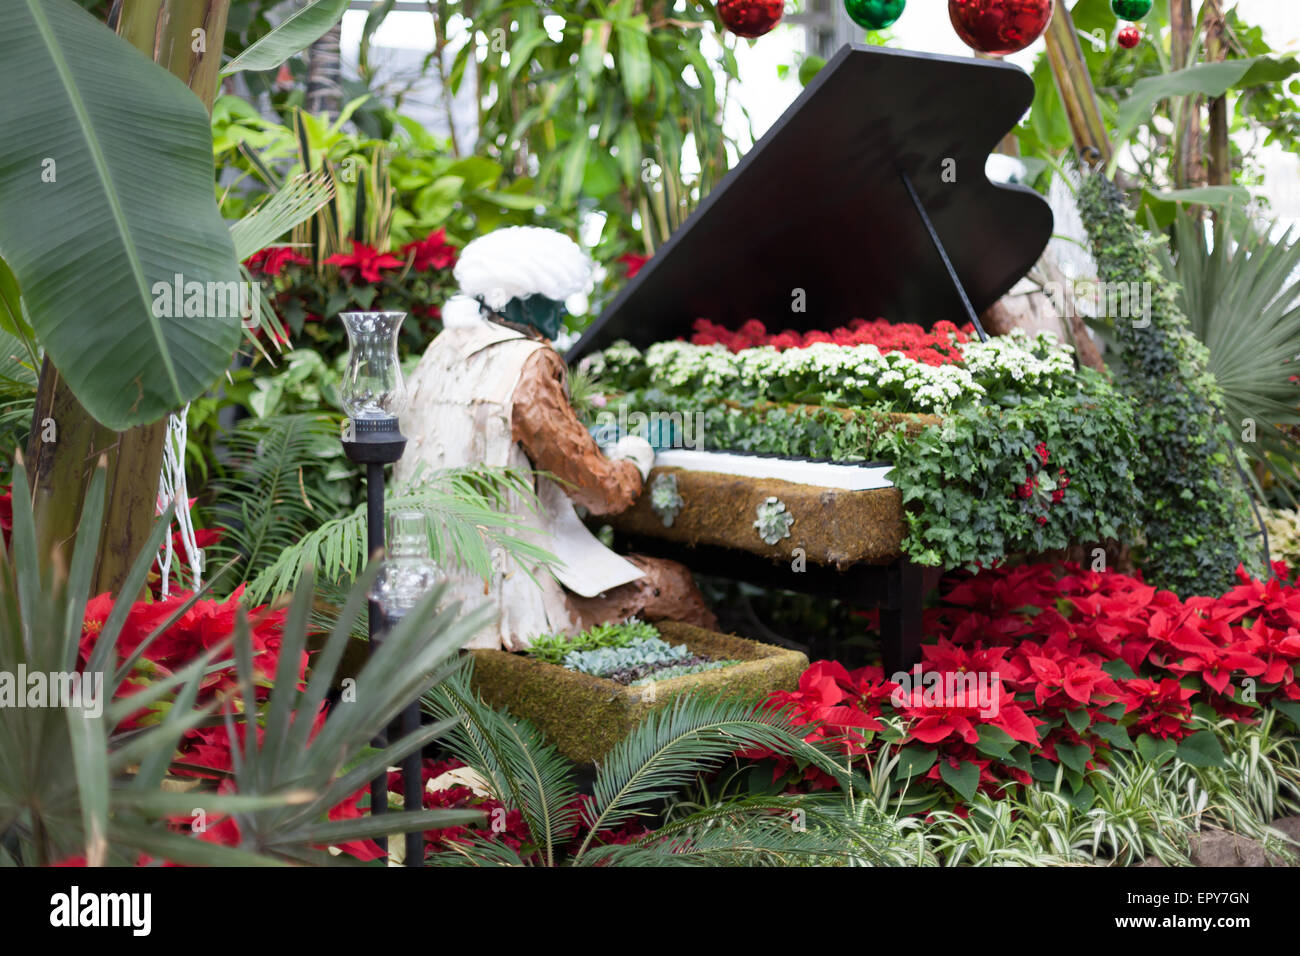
left=569, top=45, right=1053, bottom=671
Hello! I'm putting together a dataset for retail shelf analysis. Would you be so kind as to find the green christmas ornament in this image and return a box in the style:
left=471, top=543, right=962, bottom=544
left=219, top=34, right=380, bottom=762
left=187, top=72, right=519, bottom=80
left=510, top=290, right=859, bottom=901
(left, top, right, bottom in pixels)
left=844, top=0, right=906, bottom=31
left=1110, top=0, right=1152, bottom=19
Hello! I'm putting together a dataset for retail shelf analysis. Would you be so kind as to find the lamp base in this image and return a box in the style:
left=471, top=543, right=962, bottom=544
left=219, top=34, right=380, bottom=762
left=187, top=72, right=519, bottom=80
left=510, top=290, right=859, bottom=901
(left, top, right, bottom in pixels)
left=342, top=416, right=407, bottom=464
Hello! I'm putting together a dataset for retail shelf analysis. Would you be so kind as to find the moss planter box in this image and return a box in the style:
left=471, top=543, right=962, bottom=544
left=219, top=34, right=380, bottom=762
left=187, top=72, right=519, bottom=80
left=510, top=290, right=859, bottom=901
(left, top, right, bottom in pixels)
left=469, top=622, right=808, bottom=765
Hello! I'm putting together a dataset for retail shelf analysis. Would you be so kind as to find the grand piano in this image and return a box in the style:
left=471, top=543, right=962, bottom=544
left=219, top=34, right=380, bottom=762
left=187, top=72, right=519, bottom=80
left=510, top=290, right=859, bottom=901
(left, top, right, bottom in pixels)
left=567, top=45, right=1054, bottom=671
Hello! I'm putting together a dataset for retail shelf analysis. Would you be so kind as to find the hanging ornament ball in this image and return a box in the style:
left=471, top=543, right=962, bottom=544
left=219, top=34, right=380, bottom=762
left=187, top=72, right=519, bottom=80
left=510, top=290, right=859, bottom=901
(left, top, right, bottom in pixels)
left=1117, top=23, right=1142, bottom=49
left=948, top=0, right=1054, bottom=56
left=844, top=0, right=907, bottom=31
left=717, top=0, right=784, bottom=38
left=1111, top=0, right=1152, bottom=20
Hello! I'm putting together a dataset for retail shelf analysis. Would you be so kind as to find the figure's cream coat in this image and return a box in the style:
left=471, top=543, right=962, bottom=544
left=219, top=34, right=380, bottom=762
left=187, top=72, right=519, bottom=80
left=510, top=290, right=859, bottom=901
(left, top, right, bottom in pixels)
left=396, top=320, right=643, bottom=649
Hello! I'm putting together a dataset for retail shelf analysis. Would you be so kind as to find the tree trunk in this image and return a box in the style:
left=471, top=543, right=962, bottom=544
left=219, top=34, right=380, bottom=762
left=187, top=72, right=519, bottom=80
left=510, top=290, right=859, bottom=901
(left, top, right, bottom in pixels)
left=1170, top=0, right=1205, bottom=190
left=307, top=21, right=343, bottom=118
left=27, top=0, right=230, bottom=595
left=1204, top=0, right=1231, bottom=188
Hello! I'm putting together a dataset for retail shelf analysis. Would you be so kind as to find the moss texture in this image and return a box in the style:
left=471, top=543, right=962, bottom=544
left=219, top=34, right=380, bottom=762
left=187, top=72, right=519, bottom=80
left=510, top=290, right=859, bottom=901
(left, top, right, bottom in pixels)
left=605, top=467, right=905, bottom=568
left=469, top=622, right=807, bottom=765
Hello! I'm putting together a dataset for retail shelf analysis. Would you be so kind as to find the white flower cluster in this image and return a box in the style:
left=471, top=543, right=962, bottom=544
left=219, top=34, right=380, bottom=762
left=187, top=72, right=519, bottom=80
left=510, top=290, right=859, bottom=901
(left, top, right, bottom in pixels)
left=589, top=328, right=1078, bottom=414
left=643, top=340, right=741, bottom=391
left=958, top=330, right=1076, bottom=389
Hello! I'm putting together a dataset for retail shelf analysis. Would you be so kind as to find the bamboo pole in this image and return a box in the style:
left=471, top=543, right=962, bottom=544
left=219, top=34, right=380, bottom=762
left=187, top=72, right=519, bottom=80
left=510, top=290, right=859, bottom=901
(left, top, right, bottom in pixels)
left=1043, top=1, right=1113, bottom=166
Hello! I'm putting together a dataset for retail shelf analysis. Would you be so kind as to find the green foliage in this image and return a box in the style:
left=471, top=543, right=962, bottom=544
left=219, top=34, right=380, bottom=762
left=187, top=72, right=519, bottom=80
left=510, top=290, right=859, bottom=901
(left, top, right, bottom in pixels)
left=423, top=674, right=896, bottom=866
left=526, top=618, right=660, bottom=666
left=1017, top=0, right=1300, bottom=191
left=246, top=464, right=556, bottom=605
left=454, top=0, right=743, bottom=317
left=888, top=385, right=1143, bottom=569
left=1078, top=171, right=1262, bottom=595
left=608, top=370, right=1144, bottom=570
left=907, top=713, right=1300, bottom=866
left=0, top=459, right=487, bottom=865
left=0, top=0, right=244, bottom=430
left=212, top=96, right=544, bottom=250
left=206, top=413, right=344, bottom=591
left=1155, top=211, right=1300, bottom=502
left=208, top=566, right=493, bottom=863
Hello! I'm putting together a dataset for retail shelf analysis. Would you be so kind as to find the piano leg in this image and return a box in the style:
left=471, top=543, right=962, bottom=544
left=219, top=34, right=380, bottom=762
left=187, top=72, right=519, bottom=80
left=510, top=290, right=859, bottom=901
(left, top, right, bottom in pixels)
left=879, top=558, right=926, bottom=674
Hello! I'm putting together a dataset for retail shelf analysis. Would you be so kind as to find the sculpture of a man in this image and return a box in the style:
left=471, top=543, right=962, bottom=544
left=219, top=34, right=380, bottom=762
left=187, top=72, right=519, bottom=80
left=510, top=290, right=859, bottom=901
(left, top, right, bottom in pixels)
left=395, top=227, right=716, bottom=649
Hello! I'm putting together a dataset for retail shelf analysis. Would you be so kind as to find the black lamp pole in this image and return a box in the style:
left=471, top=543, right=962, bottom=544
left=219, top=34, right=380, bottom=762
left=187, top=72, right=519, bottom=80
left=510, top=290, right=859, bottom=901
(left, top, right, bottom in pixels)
left=342, top=416, right=415, bottom=864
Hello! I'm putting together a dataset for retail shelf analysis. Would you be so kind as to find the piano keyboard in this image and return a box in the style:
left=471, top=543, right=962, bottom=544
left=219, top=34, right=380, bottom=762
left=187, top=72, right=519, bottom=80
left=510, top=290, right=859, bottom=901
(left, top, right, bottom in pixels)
left=654, top=449, right=895, bottom=491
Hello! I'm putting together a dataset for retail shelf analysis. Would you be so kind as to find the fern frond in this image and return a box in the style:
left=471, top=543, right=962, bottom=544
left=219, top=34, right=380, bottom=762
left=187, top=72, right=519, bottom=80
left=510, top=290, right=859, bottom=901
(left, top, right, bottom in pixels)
left=424, top=666, right=581, bottom=867
left=574, top=694, right=850, bottom=863
left=208, top=413, right=341, bottom=591
left=245, top=464, right=556, bottom=604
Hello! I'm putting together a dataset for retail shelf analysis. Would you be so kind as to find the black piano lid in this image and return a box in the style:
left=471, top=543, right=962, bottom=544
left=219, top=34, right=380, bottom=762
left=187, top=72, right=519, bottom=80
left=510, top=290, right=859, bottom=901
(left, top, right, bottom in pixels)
left=567, top=44, right=1054, bottom=362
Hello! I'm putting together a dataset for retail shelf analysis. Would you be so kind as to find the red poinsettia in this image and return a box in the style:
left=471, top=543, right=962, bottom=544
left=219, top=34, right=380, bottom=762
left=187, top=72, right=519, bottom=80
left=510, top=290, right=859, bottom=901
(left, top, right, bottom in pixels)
left=244, top=246, right=310, bottom=276
left=617, top=252, right=651, bottom=279
left=324, top=240, right=405, bottom=284
left=767, top=559, right=1300, bottom=807
left=402, top=227, right=458, bottom=272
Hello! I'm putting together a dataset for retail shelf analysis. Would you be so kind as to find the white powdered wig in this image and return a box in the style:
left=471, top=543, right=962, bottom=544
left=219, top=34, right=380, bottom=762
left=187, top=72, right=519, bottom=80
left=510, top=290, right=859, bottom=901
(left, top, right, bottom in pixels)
left=453, top=226, right=592, bottom=311
left=440, top=294, right=489, bottom=329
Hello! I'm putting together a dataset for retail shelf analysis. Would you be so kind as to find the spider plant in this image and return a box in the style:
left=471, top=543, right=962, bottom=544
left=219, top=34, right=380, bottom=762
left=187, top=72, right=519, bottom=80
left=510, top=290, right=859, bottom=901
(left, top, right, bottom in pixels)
left=0, top=455, right=491, bottom=866
left=1156, top=211, right=1300, bottom=502
left=422, top=671, right=898, bottom=866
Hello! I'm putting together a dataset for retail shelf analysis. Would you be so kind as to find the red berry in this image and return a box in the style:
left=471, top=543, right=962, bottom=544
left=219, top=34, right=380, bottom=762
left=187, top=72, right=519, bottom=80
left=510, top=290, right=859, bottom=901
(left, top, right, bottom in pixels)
left=1118, top=25, right=1141, bottom=49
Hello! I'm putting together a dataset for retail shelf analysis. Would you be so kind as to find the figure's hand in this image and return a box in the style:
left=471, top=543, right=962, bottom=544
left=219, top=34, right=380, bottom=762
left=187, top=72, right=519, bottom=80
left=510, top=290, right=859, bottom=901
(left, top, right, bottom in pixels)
left=605, top=435, right=654, bottom=481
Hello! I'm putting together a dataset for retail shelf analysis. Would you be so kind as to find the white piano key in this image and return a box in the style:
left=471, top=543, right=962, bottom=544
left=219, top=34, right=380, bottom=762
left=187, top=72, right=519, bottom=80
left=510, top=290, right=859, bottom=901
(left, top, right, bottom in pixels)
left=653, top=449, right=895, bottom=491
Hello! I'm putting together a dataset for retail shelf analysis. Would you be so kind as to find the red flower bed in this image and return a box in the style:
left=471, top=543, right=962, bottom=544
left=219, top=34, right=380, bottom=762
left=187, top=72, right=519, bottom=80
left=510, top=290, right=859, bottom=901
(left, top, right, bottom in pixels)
left=689, top=317, right=974, bottom=365
left=75, top=589, right=388, bottom=861
left=761, top=561, right=1300, bottom=805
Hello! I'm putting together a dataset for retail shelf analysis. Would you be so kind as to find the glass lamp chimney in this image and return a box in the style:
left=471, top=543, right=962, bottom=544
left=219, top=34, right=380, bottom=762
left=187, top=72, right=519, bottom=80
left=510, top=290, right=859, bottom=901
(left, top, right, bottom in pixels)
left=339, top=311, right=408, bottom=421
left=369, top=511, right=442, bottom=621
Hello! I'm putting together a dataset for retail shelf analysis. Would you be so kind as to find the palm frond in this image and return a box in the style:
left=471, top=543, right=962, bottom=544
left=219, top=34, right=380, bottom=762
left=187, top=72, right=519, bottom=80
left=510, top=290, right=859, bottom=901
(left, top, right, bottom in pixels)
left=229, top=169, right=335, bottom=262
left=574, top=694, right=849, bottom=863
left=423, top=665, right=581, bottom=867
left=581, top=793, right=897, bottom=867
left=1158, top=211, right=1300, bottom=499
left=245, top=464, right=556, bottom=605
left=207, top=413, right=341, bottom=591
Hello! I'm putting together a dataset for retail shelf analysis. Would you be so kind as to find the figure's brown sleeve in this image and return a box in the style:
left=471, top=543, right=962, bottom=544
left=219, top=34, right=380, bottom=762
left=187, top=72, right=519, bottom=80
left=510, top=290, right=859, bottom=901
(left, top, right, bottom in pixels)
left=511, top=347, right=643, bottom=515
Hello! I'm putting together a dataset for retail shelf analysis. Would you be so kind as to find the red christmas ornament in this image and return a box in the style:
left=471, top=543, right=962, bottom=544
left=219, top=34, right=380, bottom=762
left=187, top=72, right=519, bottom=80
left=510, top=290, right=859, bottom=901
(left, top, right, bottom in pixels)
left=948, top=0, right=1054, bottom=56
left=1117, top=24, right=1141, bottom=49
left=717, top=0, right=784, bottom=38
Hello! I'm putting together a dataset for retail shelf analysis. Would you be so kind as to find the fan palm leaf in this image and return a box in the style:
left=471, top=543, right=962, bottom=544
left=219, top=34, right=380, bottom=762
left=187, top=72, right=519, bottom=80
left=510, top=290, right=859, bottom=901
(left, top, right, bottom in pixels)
left=1157, top=211, right=1300, bottom=499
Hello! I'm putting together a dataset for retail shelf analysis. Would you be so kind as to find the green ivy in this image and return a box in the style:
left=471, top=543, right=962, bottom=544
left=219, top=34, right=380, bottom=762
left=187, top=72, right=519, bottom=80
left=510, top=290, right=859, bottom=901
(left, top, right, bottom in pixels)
left=1077, top=172, right=1262, bottom=596
left=885, top=385, right=1142, bottom=569
left=616, top=369, right=1143, bottom=570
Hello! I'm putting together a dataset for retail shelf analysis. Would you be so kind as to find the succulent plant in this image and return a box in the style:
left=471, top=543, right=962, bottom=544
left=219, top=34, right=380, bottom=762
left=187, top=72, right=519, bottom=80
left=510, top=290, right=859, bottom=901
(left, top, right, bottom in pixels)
left=754, top=496, right=794, bottom=545
left=650, top=473, right=685, bottom=527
